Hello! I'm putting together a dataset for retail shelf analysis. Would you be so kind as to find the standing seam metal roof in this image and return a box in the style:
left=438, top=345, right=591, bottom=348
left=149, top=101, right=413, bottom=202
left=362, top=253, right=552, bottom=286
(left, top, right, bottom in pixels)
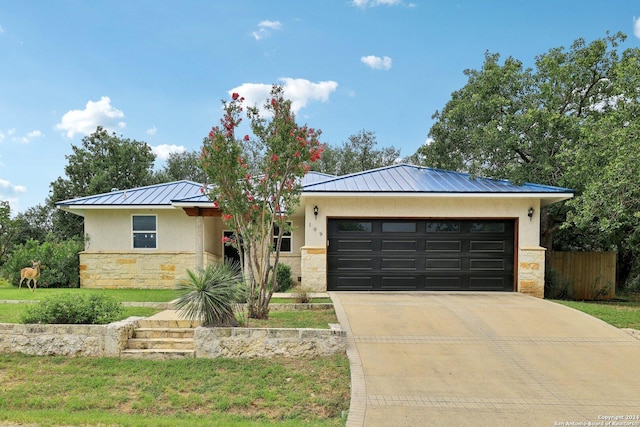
left=56, top=165, right=573, bottom=208
left=56, top=180, right=205, bottom=206
left=302, top=164, right=573, bottom=194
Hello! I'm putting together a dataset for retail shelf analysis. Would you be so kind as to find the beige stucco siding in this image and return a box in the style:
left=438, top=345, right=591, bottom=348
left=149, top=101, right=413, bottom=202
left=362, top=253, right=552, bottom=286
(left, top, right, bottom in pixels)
left=302, top=196, right=540, bottom=247
left=84, top=208, right=197, bottom=252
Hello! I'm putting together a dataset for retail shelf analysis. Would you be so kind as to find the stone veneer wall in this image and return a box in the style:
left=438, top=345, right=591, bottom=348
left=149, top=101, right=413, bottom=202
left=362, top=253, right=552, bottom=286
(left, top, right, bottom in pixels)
left=79, top=252, right=220, bottom=289
left=195, top=326, right=346, bottom=358
left=0, top=319, right=346, bottom=359
left=300, top=247, right=326, bottom=291
left=518, top=246, right=546, bottom=298
left=0, top=317, right=140, bottom=357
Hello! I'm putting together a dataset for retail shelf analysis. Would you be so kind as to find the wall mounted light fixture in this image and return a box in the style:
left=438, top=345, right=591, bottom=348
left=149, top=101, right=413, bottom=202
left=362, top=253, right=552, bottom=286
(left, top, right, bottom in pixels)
left=313, top=205, right=319, bottom=219
left=528, top=207, right=534, bottom=221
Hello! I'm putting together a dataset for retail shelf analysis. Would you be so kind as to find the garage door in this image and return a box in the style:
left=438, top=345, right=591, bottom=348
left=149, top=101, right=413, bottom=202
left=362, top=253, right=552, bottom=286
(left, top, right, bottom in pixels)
left=327, top=219, right=515, bottom=291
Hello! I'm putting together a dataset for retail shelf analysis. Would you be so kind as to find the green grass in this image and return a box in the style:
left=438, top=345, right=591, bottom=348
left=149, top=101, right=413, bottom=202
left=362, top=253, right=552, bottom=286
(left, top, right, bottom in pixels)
left=0, top=287, right=178, bottom=302
left=0, top=354, right=350, bottom=426
left=0, top=303, right=163, bottom=324
left=554, top=293, right=640, bottom=330
left=243, top=309, right=338, bottom=329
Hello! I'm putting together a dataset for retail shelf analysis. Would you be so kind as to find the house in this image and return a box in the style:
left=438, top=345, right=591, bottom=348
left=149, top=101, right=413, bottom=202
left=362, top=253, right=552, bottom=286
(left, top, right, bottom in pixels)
left=56, top=164, right=573, bottom=298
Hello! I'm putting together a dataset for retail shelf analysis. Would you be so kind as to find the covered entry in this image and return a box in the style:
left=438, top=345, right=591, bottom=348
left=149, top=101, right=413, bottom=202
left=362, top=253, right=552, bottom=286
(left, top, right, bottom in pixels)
left=327, top=218, right=515, bottom=291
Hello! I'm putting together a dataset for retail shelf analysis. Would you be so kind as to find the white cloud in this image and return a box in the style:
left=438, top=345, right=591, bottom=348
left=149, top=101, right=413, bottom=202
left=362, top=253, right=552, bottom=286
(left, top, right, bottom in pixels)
left=21, top=130, right=43, bottom=144
left=0, top=25, right=4, bottom=33
left=229, top=78, right=338, bottom=115
left=146, top=125, right=157, bottom=136
left=352, top=0, right=402, bottom=8
left=634, top=17, right=640, bottom=39
left=0, top=178, right=27, bottom=193
left=251, top=20, right=282, bottom=40
left=152, top=144, right=185, bottom=160
left=361, top=55, right=392, bottom=70
left=0, top=179, right=26, bottom=213
left=55, top=96, right=126, bottom=138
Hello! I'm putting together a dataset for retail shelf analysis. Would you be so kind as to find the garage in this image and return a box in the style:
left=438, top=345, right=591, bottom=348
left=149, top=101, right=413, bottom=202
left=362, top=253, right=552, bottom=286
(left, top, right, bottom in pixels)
left=327, top=218, right=515, bottom=291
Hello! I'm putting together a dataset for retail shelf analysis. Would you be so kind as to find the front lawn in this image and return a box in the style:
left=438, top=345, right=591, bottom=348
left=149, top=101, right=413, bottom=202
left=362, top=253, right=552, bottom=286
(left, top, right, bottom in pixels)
left=0, top=287, right=178, bottom=302
left=0, top=303, right=163, bottom=324
left=554, top=293, right=640, bottom=330
left=0, top=354, right=350, bottom=426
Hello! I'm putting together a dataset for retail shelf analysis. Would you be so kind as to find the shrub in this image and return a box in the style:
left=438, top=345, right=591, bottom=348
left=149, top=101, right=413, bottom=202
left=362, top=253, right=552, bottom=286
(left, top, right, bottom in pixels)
left=21, top=293, right=124, bottom=324
left=273, top=263, right=294, bottom=292
left=1, top=238, right=83, bottom=288
left=174, top=262, right=243, bottom=326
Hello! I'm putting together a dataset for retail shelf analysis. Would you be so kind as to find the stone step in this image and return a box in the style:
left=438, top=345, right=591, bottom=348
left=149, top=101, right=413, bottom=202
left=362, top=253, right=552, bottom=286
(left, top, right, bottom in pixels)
left=120, top=348, right=195, bottom=360
left=127, top=337, right=194, bottom=350
left=137, top=318, right=200, bottom=329
left=134, top=328, right=195, bottom=339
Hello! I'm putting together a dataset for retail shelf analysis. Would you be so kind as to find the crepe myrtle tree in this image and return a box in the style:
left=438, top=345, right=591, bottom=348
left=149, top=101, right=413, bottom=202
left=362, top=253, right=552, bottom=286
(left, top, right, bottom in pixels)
left=200, top=85, right=323, bottom=319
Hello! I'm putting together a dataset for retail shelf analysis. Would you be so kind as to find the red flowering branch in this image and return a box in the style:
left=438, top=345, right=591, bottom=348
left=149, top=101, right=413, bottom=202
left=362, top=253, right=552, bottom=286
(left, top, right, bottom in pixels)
left=200, top=85, right=323, bottom=319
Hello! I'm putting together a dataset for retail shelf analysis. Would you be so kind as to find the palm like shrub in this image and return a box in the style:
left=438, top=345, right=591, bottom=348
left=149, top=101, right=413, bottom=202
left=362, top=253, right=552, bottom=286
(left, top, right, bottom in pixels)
left=174, top=263, right=243, bottom=327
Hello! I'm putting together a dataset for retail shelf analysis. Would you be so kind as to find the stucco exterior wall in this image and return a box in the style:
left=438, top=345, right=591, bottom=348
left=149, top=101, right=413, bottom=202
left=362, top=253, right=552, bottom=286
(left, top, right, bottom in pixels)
left=78, top=196, right=548, bottom=295
left=84, top=208, right=197, bottom=252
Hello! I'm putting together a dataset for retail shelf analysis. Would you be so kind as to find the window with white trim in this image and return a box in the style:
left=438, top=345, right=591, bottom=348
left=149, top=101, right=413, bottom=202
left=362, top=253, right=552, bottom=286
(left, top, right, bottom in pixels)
left=132, top=215, right=157, bottom=249
left=273, top=222, right=292, bottom=252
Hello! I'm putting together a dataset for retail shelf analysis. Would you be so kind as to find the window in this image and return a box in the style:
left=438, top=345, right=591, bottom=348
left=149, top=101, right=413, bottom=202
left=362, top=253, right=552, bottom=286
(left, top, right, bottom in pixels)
left=133, top=215, right=157, bottom=249
left=470, top=222, right=505, bottom=233
left=382, top=222, right=416, bottom=233
left=337, top=221, right=372, bottom=232
left=426, top=222, right=460, bottom=233
left=273, top=222, right=292, bottom=252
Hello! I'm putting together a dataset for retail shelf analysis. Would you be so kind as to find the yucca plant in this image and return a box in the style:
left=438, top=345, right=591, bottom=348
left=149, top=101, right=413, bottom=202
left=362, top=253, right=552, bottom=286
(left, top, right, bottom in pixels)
left=174, top=262, right=243, bottom=327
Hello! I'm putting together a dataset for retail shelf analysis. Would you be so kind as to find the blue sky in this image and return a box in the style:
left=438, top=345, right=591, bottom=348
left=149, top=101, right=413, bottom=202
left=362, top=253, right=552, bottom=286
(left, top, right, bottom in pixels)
left=1, top=0, right=639, bottom=214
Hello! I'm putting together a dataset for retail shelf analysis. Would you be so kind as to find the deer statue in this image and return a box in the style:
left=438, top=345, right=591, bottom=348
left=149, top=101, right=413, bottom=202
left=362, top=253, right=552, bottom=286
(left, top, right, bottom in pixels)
left=19, top=261, right=42, bottom=291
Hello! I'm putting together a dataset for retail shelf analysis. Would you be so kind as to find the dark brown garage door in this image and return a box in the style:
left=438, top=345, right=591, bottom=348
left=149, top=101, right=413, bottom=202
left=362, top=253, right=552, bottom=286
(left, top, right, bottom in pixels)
left=327, top=219, right=515, bottom=291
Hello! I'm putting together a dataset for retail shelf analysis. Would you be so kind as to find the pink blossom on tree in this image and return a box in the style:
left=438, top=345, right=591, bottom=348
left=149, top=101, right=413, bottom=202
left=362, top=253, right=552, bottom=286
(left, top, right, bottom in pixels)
left=200, top=85, right=323, bottom=319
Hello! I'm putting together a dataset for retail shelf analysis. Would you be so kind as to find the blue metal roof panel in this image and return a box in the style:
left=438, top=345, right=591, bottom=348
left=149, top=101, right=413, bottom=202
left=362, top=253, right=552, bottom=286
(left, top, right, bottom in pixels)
left=302, top=164, right=573, bottom=194
left=56, top=180, right=205, bottom=207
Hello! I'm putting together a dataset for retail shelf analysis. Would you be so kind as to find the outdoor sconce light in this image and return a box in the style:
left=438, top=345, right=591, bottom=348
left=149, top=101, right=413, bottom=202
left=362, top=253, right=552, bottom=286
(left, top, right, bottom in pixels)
left=528, top=207, right=534, bottom=221
left=313, top=205, right=319, bottom=219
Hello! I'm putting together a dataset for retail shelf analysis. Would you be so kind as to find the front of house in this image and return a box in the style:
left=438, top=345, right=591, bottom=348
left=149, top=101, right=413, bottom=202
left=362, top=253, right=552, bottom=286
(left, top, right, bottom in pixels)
left=56, top=164, right=573, bottom=298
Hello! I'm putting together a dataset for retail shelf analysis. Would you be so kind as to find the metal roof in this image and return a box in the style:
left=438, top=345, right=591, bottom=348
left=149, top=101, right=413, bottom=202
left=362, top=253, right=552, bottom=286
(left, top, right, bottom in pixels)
left=56, top=165, right=573, bottom=210
left=302, top=164, right=573, bottom=194
left=56, top=180, right=205, bottom=207
left=56, top=172, right=340, bottom=208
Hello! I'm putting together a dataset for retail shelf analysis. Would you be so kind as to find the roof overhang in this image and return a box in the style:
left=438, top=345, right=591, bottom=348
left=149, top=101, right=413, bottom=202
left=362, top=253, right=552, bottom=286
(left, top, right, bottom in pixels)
left=56, top=204, right=178, bottom=217
left=301, top=191, right=573, bottom=206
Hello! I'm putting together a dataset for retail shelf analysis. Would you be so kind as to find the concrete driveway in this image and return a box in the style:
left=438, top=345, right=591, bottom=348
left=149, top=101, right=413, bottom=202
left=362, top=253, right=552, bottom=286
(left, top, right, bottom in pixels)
left=329, top=292, right=640, bottom=427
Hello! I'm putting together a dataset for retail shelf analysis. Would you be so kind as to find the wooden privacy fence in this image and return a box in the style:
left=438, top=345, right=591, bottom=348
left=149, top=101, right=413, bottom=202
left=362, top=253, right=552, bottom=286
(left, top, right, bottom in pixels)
left=549, top=252, right=616, bottom=300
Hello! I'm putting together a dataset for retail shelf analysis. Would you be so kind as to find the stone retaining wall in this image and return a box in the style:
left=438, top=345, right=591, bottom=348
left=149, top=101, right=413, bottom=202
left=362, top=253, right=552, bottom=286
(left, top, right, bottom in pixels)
left=195, top=326, right=346, bottom=359
left=0, top=317, right=140, bottom=357
left=0, top=317, right=346, bottom=359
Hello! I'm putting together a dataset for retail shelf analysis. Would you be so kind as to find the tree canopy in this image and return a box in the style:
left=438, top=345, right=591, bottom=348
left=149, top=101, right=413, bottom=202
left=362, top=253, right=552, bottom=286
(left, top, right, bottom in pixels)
left=416, top=31, right=640, bottom=287
left=49, top=126, right=157, bottom=239
left=313, top=129, right=400, bottom=175
left=200, top=86, right=323, bottom=319
left=155, top=150, right=208, bottom=184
